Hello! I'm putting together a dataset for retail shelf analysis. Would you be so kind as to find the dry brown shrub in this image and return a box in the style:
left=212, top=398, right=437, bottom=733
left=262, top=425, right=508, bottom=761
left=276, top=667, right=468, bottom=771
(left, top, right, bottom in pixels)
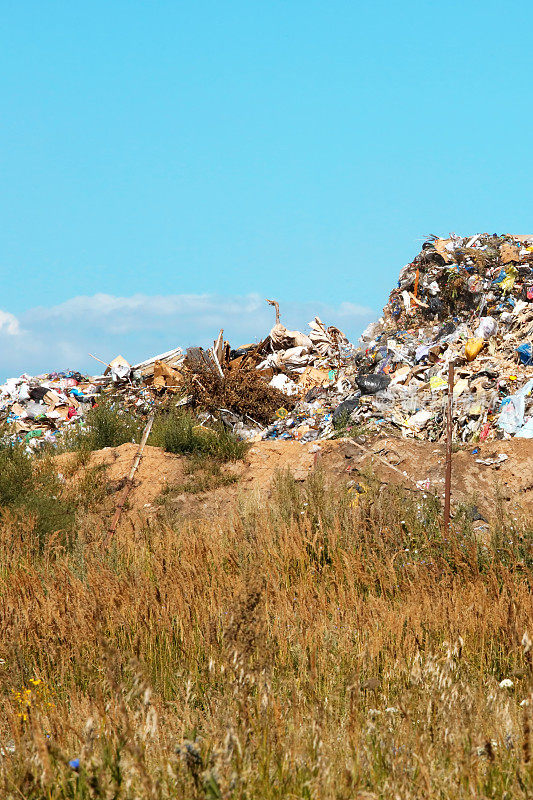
left=185, top=366, right=297, bottom=424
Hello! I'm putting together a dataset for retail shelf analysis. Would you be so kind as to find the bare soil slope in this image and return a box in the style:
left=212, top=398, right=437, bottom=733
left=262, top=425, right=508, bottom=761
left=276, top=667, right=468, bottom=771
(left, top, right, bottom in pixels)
left=56, top=435, right=533, bottom=527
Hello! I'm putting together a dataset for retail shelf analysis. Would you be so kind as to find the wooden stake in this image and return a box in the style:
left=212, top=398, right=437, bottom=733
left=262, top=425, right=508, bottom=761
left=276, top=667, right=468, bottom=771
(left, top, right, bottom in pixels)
left=89, top=353, right=111, bottom=368
left=103, top=412, right=155, bottom=549
left=444, top=362, right=454, bottom=534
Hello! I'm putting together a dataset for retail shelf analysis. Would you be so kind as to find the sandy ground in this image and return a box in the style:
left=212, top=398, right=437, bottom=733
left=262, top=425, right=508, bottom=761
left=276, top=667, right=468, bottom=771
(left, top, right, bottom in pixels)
left=55, top=434, right=533, bottom=530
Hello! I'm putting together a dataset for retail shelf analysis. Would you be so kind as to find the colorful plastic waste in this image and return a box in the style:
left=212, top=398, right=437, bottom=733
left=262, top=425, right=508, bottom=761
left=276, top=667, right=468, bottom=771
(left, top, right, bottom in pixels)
left=2, top=234, right=533, bottom=449
left=517, top=343, right=533, bottom=366
left=465, top=338, right=484, bottom=362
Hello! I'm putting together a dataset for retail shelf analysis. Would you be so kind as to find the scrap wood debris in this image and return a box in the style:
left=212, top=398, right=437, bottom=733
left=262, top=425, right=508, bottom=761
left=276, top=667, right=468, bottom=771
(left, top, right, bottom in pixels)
left=2, top=233, right=533, bottom=452
left=183, top=364, right=296, bottom=427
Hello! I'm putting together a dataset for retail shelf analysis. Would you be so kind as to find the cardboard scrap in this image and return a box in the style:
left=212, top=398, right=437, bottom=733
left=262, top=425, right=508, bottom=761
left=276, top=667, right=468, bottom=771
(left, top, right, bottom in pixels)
left=297, top=366, right=332, bottom=392
left=432, top=238, right=455, bottom=263
left=500, top=242, right=520, bottom=264
left=152, top=361, right=182, bottom=390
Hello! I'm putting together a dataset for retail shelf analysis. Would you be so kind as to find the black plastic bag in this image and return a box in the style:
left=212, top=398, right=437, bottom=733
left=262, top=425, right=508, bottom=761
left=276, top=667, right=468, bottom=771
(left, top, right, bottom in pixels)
left=425, top=296, right=443, bottom=317
left=332, top=398, right=360, bottom=426
left=355, top=374, right=391, bottom=395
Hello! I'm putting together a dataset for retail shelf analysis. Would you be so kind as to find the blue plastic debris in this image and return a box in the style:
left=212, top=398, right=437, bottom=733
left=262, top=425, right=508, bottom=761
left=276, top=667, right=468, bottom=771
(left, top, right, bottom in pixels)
left=516, top=343, right=533, bottom=366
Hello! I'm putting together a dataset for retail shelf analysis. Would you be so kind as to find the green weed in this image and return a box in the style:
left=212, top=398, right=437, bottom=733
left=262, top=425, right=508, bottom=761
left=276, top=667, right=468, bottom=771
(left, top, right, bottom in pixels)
left=63, top=398, right=142, bottom=452
left=0, top=445, right=75, bottom=550
left=150, top=408, right=248, bottom=462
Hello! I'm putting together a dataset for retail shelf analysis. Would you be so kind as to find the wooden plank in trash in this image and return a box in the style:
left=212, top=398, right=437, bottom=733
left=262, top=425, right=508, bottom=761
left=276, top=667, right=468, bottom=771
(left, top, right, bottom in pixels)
left=186, top=347, right=221, bottom=378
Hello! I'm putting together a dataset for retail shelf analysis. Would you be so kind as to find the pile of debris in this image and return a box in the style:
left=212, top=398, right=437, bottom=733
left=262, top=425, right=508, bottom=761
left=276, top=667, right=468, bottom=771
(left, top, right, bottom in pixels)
left=2, top=233, right=532, bottom=449
left=0, top=305, right=356, bottom=448
left=0, top=348, right=187, bottom=449
left=0, top=372, right=99, bottom=448
left=347, top=233, right=533, bottom=441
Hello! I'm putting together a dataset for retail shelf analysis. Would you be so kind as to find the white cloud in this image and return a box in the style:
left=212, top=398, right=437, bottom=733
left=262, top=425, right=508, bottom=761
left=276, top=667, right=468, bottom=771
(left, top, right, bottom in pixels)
left=0, top=310, right=21, bottom=336
left=0, top=293, right=377, bottom=379
left=31, top=293, right=374, bottom=328
left=30, top=292, right=268, bottom=334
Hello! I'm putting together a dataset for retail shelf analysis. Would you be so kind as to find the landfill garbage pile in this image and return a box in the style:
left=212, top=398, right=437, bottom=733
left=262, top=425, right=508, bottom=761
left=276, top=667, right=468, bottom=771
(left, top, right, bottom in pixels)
left=2, top=233, right=532, bottom=451
left=0, top=349, right=186, bottom=451
left=0, top=371, right=100, bottom=449
left=0, top=310, right=358, bottom=449
left=346, top=233, right=533, bottom=442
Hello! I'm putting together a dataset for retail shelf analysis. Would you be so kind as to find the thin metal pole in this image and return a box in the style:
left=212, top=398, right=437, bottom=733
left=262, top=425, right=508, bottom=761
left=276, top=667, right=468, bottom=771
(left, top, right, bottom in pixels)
left=444, top=362, right=454, bottom=534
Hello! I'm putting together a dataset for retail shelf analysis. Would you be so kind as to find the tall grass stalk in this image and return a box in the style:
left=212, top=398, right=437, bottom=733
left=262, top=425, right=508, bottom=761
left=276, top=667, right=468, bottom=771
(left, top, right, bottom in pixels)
left=0, top=470, right=532, bottom=798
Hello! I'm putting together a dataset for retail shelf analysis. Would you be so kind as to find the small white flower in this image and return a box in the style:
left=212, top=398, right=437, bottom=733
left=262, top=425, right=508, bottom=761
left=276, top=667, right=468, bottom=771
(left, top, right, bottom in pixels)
left=520, top=698, right=530, bottom=707
left=368, top=708, right=382, bottom=716
left=385, top=706, right=399, bottom=713
left=499, top=678, right=514, bottom=689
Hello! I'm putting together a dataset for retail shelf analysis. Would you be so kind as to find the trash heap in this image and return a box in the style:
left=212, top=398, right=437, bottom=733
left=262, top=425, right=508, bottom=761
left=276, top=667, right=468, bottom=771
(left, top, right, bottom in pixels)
left=345, top=233, right=533, bottom=441
left=0, top=311, right=357, bottom=448
left=0, top=349, right=186, bottom=450
left=0, top=372, right=99, bottom=448
left=2, top=233, right=532, bottom=450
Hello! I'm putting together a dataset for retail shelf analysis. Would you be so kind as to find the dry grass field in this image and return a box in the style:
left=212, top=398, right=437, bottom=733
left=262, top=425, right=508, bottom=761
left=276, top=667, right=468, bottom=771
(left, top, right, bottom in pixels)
left=1, top=420, right=533, bottom=798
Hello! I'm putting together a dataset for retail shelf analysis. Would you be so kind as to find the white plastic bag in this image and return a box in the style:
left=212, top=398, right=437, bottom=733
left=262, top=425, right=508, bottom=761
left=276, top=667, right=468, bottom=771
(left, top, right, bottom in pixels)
left=474, top=316, right=497, bottom=340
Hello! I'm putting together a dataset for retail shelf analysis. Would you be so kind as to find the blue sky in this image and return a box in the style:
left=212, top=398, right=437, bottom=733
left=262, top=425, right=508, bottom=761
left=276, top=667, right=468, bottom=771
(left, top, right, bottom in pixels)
left=2, top=0, right=533, bottom=377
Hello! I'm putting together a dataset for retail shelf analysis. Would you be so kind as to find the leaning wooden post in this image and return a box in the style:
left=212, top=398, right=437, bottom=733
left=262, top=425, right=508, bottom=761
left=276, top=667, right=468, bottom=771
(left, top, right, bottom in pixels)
left=103, top=412, right=155, bottom=549
left=444, top=362, right=454, bottom=534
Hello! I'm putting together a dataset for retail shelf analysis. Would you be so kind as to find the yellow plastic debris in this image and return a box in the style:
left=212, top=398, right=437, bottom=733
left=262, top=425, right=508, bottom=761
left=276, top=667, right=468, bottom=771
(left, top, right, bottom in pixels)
left=465, top=338, right=484, bottom=361
left=499, top=265, right=518, bottom=294
left=430, top=375, right=447, bottom=391
left=348, top=482, right=367, bottom=508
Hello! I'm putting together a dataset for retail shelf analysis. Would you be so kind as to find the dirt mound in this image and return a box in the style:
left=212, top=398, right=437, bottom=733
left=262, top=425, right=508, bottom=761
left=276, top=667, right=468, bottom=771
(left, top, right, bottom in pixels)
left=322, top=436, right=533, bottom=520
left=56, top=444, right=186, bottom=510
left=56, top=434, right=533, bottom=530
left=54, top=440, right=323, bottom=523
